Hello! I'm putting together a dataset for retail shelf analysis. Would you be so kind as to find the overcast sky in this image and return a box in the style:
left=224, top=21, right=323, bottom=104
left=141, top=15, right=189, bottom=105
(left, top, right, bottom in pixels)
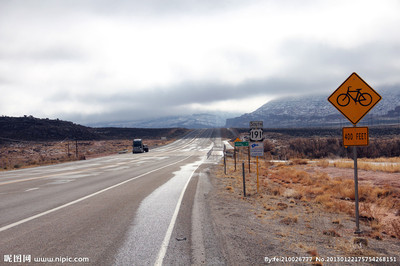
left=1, top=0, right=400, bottom=124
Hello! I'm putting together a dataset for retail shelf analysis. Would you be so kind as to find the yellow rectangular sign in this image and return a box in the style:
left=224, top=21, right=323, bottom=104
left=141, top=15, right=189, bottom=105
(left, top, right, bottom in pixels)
left=342, top=127, right=369, bottom=146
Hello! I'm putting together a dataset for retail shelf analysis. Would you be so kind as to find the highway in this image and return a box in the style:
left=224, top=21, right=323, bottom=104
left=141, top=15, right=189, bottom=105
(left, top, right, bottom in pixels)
left=0, top=129, right=224, bottom=265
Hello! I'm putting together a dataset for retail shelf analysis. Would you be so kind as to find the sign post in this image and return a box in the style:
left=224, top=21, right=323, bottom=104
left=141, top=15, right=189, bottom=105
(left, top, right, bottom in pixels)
left=250, top=142, right=264, bottom=194
left=250, top=121, right=264, bottom=193
left=234, top=138, right=248, bottom=172
left=353, top=130, right=360, bottom=234
left=242, top=161, right=246, bottom=197
left=224, top=144, right=227, bottom=175
left=328, top=72, right=381, bottom=234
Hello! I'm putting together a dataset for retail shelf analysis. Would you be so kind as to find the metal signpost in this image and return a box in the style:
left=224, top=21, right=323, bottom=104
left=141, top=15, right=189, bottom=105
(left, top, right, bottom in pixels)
left=250, top=121, right=264, bottom=194
left=328, top=72, right=381, bottom=234
left=234, top=138, right=248, bottom=170
left=250, top=142, right=264, bottom=193
left=235, top=140, right=250, bottom=174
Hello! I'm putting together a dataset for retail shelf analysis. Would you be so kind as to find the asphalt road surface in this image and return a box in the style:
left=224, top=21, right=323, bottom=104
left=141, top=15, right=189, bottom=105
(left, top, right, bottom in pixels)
left=0, top=129, right=225, bottom=265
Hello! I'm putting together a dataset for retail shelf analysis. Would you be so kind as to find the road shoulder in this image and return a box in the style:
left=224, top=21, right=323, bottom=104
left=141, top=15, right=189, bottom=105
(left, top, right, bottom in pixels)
left=163, top=163, right=226, bottom=265
left=207, top=162, right=400, bottom=265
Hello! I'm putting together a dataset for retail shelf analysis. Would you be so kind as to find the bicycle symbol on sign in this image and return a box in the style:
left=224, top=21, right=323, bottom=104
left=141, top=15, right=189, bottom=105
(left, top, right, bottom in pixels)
left=336, top=86, right=372, bottom=107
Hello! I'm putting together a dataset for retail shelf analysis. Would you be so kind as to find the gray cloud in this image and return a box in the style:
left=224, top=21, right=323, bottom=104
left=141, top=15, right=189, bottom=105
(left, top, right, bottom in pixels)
left=47, top=75, right=336, bottom=123
left=0, top=46, right=86, bottom=63
left=279, top=39, right=400, bottom=86
left=0, top=0, right=257, bottom=18
left=1, top=0, right=400, bottom=125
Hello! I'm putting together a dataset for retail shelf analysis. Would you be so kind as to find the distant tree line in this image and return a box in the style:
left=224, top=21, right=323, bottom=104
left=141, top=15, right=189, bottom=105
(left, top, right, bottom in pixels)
left=264, top=137, right=400, bottom=159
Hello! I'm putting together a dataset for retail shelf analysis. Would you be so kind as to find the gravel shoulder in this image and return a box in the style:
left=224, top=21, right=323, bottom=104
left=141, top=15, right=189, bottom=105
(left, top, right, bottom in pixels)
left=204, top=163, right=400, bottom=265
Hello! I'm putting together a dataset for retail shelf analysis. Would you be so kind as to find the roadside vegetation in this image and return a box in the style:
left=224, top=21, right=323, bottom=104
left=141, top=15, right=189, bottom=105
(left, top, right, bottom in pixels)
left=264, top=136, right=400, bottom=160
left=0, top=139, right=171, bottom=170
left=316, top=158, right=400, bottom=173
left=218, top=132, right=400, bottom=259
left=218, top=155, right=400, bottom=259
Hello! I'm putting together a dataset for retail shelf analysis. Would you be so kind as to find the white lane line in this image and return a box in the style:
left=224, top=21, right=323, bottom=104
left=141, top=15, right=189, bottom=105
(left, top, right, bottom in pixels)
left=154, top=158, right=204, bottom=266
left=0, top=156, right=192, bottom=233
left=25, top=188, right=39, bottom=192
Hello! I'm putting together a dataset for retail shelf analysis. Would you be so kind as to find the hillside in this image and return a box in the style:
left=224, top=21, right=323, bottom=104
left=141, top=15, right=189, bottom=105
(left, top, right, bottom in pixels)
left=226, top=88, right=400, bottom=128
left=87, top=113, right=232, bottom=129
left=0, top=116, right=190, bottom=142
left=0, top=116, right=99, bottom=141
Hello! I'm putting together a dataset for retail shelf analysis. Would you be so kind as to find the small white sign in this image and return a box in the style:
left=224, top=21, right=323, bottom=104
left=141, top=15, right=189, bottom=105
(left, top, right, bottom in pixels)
left=250, top=121, right=263, bottom=129
left=250, top=142, right=264, bottom=157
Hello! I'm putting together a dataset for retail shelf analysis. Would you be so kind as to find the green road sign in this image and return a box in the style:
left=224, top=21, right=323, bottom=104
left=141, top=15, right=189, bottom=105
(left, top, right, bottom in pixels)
left=234, top=141, right=249, bottom=147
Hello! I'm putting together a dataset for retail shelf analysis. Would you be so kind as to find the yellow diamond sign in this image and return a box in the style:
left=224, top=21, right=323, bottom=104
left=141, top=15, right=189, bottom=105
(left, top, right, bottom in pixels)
left=328, top=72, right=381, bottom=125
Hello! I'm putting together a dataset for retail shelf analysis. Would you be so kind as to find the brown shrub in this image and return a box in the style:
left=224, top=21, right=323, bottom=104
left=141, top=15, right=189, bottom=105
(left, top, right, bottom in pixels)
left=391, top=219, right=400, bottom=239
left=280, top=215, right=298, bottom=225
left=323, top=229, right=341, bottom=237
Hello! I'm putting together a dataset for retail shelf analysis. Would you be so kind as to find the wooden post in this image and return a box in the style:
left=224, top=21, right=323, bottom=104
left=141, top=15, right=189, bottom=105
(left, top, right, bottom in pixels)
left=248, top=146, right=251, bottom=173
left=234, top=147, right=237, bottom=171
left=75, top=140, right=78, bottom=159
left=242, top=161, right=246, bottom=197
left=256, top=156, right=259, bottom=193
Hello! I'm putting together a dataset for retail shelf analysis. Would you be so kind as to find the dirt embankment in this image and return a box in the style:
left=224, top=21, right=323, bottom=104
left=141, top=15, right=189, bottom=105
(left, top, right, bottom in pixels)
left=206, top=158, right=400, bottom=265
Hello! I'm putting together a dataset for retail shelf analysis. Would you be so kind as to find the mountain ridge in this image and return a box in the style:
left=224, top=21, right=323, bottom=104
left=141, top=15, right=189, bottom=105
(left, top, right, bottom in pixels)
left=226, top=88, right=400, bottom=128
left=86, top=113, right=234, bottom=129
left=0, top=116, right=190, bottom=142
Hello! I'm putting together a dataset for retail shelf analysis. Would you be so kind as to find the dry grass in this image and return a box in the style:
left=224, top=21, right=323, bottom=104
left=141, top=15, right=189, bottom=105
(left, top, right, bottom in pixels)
left=333, top=159, right=400, bottom=173
left=360, top=157, right=400, bottom=163
left=280, top=215, right=298, bottom=225
left=314, top=157, right=400, bottom=173
left=315, top=159, right=330, bottom=168
left=391, top=220, right=400, bottom=239
left=0, top=139, right=171, bottom=170
left=217, top=154, right=400, bottom=261
left=323, top=229, right=341, bottom=237
left=223, top=154, right=400, bottom=239
left=290, top=159, right=309, bottom=165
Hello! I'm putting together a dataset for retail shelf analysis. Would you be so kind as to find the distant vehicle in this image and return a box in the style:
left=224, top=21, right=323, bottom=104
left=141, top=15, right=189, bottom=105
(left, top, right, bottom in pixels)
left=133, top=139, right=144, bottom=153
left=143, top=144, right=149, bottom=152
left=133, top=139, right=149, bottom=153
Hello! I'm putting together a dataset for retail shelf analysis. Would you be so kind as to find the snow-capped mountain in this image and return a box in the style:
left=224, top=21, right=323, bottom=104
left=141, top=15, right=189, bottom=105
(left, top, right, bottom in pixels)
left=226, top=87, right=400, bottom=128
